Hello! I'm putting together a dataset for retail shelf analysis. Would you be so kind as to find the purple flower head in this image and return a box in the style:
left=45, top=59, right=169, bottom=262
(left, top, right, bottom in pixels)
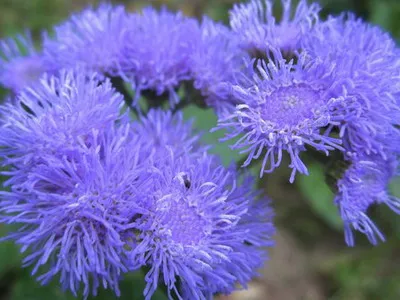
left=230, top=0, right=320, bottom=55
left=335, top=153, right=400, bottom=246
left=0, top=33, right=48, bottom=91
left=189, top=18, right=247, bottom=115
left=304, top=14, right=400, bottom=157
left=132, top=109, right=204, bottom=161
left=306, top=13, right=399, bottom=63
left=0, top=125, right=148, bottom=298
left=118, top=7, right=200, bottom=104
left=0, top=69, right=124, bottom=172
left=128, top=151, right=274, bottom=299
left=43, top=4, right=128, bottom=74
left=341, top=113, right=400, bottom=159
left=215, top=49, right=356, bottom=182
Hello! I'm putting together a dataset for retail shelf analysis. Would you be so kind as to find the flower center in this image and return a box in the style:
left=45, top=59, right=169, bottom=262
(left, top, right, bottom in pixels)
left=283, top=95, right=301, bottom=110
left=163, top=198, right=208, bottom=245
left=261, top=85, right=323, bottom=127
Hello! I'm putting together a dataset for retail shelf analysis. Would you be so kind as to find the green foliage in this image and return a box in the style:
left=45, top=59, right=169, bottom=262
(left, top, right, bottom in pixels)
left=87, top=272, right=167, bottom=300
left=0, top=226, right=22, bottom=276
left=0, top=0, right=70, bottom=37
left=183, top=105, right=246, bottom=166
left=10, top=272, right=77, bottom=300
left=321, top=242, right=400, bottom=300
left=370, top=0, right=400, bottom=40
left=297, top=162, right=343, bottom=231
left=6, top=254, right=168, bottom=300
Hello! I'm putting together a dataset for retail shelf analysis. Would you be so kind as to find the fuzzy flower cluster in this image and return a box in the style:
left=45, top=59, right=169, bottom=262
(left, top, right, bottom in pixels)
left=0, top=69, right=274, bottom=298
left=0, top=0, right=399, bottom=298
left=215, top=0, right=400, bottom=245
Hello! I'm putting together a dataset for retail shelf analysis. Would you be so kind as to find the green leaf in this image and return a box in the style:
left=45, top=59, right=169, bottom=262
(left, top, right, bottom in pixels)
left=88, top=270, right=168, bottom=300
left=370, top=0, right=392, bottom=30
left=389, top=177, right=400, bottom=198
left=380, top=177, right=400, bottom=239
left=183, top=106, right=246, bottom=166
left=114, top=271, right=168, bottom=300
left=297, top=162, right=343, bottom=231
left=0, top=225, right=22, bottom=276
left=10, top=270, right=76, bottom=300
left=10, top=269, right=168, bottom=300
left=370, top=0, right=400, bottom=40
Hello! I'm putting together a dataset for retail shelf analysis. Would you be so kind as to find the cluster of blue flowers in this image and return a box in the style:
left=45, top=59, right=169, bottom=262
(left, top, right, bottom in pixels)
left=0, top=0, right=399, bottom=298
left=0, top=68, right=274, bottom=298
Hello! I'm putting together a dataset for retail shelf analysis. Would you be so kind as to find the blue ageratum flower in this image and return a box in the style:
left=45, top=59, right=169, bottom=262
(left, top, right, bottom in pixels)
left=128, top=151, right=274, bottom=299
left=0, top=125, right=148, bottom=298
left=304, top=14, right=400, bottom=157
left=132, top=109, right=203, bottom=161
left=43, top=4, right=128, bottom=75
left=118, top=7, right=200, bottom=104
left=189, top=17, right=246, bottom=115
left=0, top=69, right=124, bottom=174
left=215, top=49, right=355, bottom=182
left=335, top=153, right=400, bottom=246
left=0, top=32, right=48, bottom=91
left=230, top=0, right=320, bottom=55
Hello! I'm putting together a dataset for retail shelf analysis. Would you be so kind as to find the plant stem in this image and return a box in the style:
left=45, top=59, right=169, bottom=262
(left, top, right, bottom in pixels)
left=109, top=76, right=132, bottom=104
left=172, top=96, right=191, bottom=114
left=108, top=76, right=141, bottom=116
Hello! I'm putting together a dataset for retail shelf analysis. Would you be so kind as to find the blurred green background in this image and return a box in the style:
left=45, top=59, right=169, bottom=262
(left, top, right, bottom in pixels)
left=0, top=0, right=400, bottom=299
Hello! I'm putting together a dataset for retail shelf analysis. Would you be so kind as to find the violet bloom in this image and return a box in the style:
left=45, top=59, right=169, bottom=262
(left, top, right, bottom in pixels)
left=43, top=4, right=128, bottom=75
left=0, top=125, right=148, bottom=298
left=189, top=17, right=247, bottom=115
left=230, top=0, right=320, bottom=55
left=0, top=69, right=124, bottom=173
left=118, top=7, right=200, bottom=104
left=215, top=49, right=355, bottom=182
left=304, top=14, right=400, bottom=157
left=128, top=151, right=274, bottom=299
left=335, top=154, right=400, bottom=246
left=132, top=109, right=203, bottom=161
left=0, top=33, right=47, bottom=92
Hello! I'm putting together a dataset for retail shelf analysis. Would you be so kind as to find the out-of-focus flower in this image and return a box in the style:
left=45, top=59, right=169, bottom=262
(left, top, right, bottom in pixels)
left=118, top=7, right=200, bottom=104
left=43, top=4, right=128, bottom=75
left=189, top=18, right=246, bottom=115
left=0, top=33, right=48, bottom=91
left=304, top=14, right=400, bottom=157
left=230, top=0, right=320, bottom=55
left=131, top=109, right=203, bottom=161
